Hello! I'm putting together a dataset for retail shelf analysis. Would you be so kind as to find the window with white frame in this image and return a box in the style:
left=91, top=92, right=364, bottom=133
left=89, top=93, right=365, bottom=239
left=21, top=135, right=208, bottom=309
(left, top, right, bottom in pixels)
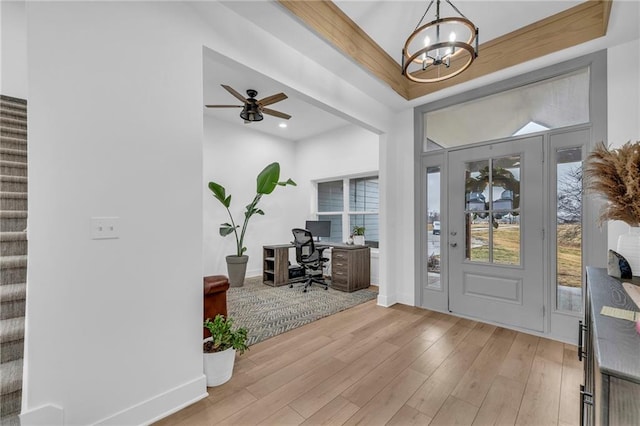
left=316, top=176, right=379, bottom=247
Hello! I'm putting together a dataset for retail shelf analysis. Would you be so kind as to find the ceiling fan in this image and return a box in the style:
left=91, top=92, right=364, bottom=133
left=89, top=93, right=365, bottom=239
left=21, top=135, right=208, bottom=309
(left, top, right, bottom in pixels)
left=205, top=84, right=291, bottom=123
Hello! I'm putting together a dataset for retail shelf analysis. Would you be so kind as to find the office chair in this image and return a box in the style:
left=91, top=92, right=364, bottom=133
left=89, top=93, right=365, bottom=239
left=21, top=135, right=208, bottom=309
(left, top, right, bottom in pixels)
left=291, top=228, right=329, bottom=292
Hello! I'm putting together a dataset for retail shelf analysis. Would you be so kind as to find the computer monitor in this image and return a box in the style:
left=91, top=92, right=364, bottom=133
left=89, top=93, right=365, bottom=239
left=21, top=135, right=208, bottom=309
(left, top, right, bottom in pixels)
left=305, top=220, right=331, bottom=240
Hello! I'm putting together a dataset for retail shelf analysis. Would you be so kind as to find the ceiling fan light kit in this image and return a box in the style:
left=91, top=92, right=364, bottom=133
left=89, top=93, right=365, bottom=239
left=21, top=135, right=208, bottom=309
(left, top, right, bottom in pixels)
left=206, top=85, right=291, bottom=123
left=402, top=0, right=479, bottom=83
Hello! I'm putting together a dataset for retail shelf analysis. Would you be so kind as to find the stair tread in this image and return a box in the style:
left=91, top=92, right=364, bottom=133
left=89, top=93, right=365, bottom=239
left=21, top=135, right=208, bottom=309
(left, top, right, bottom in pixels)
left=0, top=96, right=27, bottom=106
left=0, top=192, right=27, bottom=199
left=0, top=108, right=27, bottom=118
left=0, top=317, right=24, bottom=343
left=0, top=160, right=27, bottom=168
left=0, top=126, right=26, bottom=133
left=0, top=232, right=27, bottom=241
left=0, top=359, right=23, bottom=394
left=0, top=136, right=27, bottom=145
left=0, top=255, right=27, bottom=268
left=0, top=283, right=26, bottom=303
left=0, top=211, right=27, bottom=218
left=0, top=176, right=28, bottom=183
left=0, top=117, right=27, bottom=126
left=0, top=148, right=27, bottom=155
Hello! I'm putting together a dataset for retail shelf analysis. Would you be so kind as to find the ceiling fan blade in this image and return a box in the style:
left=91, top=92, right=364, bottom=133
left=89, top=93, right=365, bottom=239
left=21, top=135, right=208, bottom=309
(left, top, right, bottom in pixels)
left=262, top=108, right=291, bottom=120
left=257, top=93, right=287, bottom=107
left=205, top=104, right=243, bottom=108
left=221, top=84, right=248, bottom=103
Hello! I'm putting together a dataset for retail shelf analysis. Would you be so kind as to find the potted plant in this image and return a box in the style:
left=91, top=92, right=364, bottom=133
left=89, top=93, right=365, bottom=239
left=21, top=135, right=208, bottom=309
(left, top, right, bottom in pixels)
left=586, top=140, right=640, bottom=272
left=203, top=315, right=248, bottom=387
left=352, top=225, right=365, bottom=245
left=208, top=162, right=296, bottom=286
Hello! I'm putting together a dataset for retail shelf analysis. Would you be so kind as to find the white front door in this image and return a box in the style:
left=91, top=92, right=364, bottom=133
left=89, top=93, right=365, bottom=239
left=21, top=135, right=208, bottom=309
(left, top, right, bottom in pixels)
left=448, top=136, right=544, bottom=332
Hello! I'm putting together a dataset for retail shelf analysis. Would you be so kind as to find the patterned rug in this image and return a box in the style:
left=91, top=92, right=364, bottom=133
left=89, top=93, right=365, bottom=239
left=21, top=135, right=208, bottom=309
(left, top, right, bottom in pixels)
left=227, top=276, right=378, bottom=346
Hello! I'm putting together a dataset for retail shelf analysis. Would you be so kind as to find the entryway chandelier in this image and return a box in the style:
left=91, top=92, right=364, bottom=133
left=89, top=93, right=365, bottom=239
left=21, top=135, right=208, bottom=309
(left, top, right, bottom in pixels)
left=402, top=0, right=479, bottom=83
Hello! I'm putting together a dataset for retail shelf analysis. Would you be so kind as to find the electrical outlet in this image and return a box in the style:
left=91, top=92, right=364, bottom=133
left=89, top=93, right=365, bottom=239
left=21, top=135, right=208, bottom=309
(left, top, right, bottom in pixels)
left=91, top=217, right=120, bottom=240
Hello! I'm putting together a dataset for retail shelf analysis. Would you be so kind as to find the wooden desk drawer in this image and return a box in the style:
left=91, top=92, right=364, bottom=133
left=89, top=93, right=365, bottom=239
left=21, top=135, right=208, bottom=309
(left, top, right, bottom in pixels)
left=332, top=260, right=349, bottom=272
left=332, top=270, right=348, bottom=284
left=332, top=250, right=348, bottom=260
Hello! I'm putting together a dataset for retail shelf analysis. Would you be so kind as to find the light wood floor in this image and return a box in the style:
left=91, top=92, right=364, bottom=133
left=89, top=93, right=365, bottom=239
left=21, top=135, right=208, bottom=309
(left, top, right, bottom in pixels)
left=156, top=300, right=582, bottom=426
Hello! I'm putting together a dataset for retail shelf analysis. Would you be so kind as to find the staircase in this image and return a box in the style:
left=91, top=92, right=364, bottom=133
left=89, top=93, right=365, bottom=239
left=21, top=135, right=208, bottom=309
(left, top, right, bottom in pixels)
left=0, top=95, right=27, bottom=425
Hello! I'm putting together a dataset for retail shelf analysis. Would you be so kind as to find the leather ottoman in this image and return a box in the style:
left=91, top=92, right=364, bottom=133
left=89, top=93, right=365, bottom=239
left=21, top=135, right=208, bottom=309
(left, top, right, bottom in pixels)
left=203, top=275, right=230, bottom=338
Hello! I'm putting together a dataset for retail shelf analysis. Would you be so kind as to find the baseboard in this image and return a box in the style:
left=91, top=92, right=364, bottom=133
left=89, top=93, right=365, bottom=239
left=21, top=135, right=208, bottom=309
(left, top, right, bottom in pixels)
left=395, top=292, right=415, bottom=306
left=376, top=294, right=394, bottom=307
left=20, top=404, right=64, bottom=426
left=95, top=375, right=207, bottom=425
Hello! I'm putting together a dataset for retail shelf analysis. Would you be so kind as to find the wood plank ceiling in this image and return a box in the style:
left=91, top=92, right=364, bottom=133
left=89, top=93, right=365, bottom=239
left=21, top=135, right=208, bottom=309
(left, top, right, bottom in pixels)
left=278, top=0, right=612, bottom=101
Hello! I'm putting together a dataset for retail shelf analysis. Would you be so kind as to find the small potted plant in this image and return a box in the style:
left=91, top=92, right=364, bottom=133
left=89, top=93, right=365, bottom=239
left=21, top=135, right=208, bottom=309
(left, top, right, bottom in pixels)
left=352, top=225, right=365, bottom=245
left=203, top=315, right=248, bottom=387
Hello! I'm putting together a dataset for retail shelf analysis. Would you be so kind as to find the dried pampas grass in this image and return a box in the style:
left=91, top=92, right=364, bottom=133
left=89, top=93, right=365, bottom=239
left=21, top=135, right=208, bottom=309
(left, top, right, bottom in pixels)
left=585, top=141, right=640, bottom=226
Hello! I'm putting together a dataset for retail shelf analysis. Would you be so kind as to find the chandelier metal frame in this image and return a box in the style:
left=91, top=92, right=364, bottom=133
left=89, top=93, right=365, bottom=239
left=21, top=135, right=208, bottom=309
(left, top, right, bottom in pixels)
left=402, top=0, right=479, bottom=83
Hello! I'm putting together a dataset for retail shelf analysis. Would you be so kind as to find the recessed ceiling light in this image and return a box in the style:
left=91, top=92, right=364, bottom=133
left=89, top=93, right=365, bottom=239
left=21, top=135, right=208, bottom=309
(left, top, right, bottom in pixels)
left=279, top=123, right=287, bottom=128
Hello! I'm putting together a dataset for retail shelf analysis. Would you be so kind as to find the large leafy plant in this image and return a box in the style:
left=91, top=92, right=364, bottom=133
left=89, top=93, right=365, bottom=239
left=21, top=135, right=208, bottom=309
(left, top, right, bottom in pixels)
left=208, top=162, right=296, bottom=257
left=203, top=315, right=248, bottom=354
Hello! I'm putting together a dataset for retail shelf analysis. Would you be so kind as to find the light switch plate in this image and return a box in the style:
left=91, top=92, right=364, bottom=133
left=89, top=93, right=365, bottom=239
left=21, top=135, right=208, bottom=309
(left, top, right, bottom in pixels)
left=91, top=217, right=119, bottom=240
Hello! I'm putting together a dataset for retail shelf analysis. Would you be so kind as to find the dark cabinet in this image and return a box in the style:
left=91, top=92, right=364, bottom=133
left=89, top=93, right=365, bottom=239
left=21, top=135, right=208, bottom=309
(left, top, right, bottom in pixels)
left=331, top=246, right=370, bottom=292
left=581, top=267, right=640, bottom=425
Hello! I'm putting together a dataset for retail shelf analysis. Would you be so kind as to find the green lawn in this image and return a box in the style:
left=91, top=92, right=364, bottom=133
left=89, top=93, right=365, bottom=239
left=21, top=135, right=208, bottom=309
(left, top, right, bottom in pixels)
left=468, top=223, right=582, bottom=287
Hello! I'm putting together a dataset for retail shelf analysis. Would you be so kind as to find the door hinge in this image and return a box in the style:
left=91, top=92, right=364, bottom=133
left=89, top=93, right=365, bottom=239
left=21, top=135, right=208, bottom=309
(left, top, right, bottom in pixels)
left=541, top=228, right=545, bottom=240
left=543, top=305, right=546, bottom=317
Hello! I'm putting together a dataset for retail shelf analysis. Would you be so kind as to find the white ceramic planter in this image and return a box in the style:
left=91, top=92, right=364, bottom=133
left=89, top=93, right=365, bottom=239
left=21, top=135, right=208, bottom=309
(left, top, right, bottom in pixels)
left=353, top=235, right=365, bottom=246
left=203, top=346, right=236, bottom=387
left=617, top=227, right=640, bottom=276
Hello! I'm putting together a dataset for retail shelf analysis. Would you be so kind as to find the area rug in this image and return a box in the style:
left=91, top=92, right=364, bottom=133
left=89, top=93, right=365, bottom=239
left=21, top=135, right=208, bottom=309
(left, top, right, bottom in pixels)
left=227, top=276, right=378, bottom=346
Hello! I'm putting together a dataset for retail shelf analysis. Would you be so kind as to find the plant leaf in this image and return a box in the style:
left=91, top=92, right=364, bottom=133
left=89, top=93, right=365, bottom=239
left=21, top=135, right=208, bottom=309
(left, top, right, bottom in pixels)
left=255, top=209, right=264, bottom=215
left=277, top=178, right=297, bottom=187
left=219, top=223, right=236, bottom=236
left=208, top=181, right=230, bottom=207
left=256, top=162, right=280, bottom=194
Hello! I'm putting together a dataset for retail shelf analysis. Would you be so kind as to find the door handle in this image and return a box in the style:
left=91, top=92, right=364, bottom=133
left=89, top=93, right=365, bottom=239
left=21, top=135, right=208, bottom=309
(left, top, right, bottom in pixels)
left=450, top=242, right=457, bottom=248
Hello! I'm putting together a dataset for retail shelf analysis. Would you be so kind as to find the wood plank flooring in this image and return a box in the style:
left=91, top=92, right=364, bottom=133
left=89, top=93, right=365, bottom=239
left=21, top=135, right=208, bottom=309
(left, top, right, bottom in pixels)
left=156, top=301, right=581, bottom=426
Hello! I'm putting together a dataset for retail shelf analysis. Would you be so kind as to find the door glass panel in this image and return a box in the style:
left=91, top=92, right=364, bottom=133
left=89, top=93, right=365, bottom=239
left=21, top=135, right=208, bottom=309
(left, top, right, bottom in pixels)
left=465, top=156, right=522, bottom=265
left=466, top=213, right=490, bottom=262
left=556, top=147, right=583, bottom=311
left=465, top=160, right=489, bottom=262
left=492, top=156, right=521, bottom=265
left=493, top=213, right=521, bottom=265
left=426, top=166, right=441, bottom=289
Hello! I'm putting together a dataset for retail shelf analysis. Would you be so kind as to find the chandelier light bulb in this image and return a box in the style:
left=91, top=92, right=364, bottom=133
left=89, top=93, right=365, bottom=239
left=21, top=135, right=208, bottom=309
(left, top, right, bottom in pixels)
left=402, top=0, right=479, bottom=83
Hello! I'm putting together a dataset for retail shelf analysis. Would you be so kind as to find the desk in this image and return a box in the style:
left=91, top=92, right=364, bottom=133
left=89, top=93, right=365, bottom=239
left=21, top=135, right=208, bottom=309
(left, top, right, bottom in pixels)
left=262, top=243, right=370, bottom=291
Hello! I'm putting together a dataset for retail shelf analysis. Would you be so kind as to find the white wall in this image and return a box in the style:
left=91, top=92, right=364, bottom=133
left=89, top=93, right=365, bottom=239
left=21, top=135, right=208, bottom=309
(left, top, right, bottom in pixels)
left=22, top=2, right=393, bottom=424
left=294, top=124, right=380, bottom=283
left=24, top=2, right=209, bottom=424
left=378, top=110, right=415, bottom=306
left=203, top=116, right=302, bottom=278
left=0, top=0, right=28, bottom=98
left=607, top=37, right=640, bottom=249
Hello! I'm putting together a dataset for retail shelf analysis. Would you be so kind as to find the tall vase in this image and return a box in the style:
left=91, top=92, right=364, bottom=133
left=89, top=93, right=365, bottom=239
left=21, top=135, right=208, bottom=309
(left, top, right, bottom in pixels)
left=616, top=227, right=640, bottom=276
